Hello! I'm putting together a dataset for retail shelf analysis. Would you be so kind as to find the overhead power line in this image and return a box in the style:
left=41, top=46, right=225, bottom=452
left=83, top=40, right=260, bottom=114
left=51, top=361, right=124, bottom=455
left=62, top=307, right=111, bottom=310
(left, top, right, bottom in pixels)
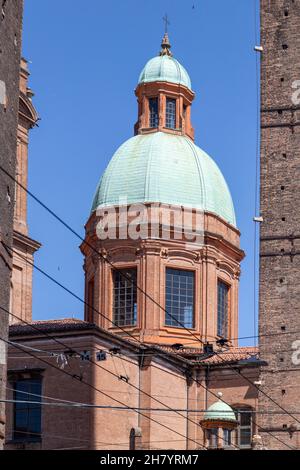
left=4, top=238, right=300, bottom=445
left=0, top=165, right=297, bottom=448
left=1, top=331, right=206, bottom=449
left=4, top=305, right=294, bottom=450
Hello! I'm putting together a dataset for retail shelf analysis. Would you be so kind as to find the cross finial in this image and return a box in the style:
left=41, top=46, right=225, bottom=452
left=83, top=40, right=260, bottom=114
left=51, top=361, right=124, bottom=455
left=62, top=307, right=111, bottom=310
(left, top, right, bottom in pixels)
left=163, top=13, right=170, bottom=34
left=160, top=14, right=172, bottom=57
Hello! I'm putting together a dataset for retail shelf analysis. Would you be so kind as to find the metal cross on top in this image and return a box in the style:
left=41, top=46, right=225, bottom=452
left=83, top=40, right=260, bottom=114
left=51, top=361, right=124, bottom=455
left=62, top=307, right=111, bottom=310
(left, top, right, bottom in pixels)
left=162, top=14, right=170, bottom=34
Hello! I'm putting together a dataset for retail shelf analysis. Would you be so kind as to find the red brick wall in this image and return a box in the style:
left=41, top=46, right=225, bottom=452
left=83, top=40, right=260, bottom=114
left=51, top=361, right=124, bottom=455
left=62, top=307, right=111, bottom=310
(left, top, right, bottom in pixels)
left=5, top=330, right=259, bottom=450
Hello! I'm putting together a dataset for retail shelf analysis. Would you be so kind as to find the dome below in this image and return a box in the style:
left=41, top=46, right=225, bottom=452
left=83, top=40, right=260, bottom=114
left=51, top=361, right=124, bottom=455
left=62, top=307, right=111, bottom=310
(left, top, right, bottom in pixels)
left=138, top=55, right=192, bottom=90
left=203, top=400, right=237, bottom=423
left=91, top=133, right=236, bottom=227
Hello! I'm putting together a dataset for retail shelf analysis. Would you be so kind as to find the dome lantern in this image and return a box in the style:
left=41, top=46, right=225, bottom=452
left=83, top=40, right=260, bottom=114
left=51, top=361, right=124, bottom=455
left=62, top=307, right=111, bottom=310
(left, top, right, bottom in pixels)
left=134, top=34, right=195, bottom=140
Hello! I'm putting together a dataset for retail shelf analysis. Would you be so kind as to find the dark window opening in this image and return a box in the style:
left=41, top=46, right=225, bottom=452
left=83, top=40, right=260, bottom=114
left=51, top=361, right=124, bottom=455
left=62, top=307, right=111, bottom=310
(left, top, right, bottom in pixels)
left=87, top=277, right=95, bottom=323
left=217, top=280, right=229, bottom=338
left=207, top=428, right=218, bottom=449
left=113, top=269, right=137, bottom=326
left=223, top=429, right=232, bottom=448
left=207, top=428, right=232, bottom=449
left=235, top=408, right=253, bottom=449
left=149, top=97, right=159, bottom=128
left=13, top=378, right=42, bottom=442
left=165, top=268, right=194, bottom=328
left=165, top=98, right=176, bottom=129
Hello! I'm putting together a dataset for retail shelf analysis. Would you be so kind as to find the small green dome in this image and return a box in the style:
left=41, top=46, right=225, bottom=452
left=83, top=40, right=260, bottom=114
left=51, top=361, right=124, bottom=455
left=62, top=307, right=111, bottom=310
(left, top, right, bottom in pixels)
left=204, top=399, right=237, bottom=423
left=91, top=132, right=236, bottom=227
left=138, top=55, right=192, bottom=90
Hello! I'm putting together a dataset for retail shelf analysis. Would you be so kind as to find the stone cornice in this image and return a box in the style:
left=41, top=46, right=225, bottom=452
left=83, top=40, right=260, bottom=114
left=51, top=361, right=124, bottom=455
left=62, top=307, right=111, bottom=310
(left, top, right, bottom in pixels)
left=13, top=230, right=41, bottom=254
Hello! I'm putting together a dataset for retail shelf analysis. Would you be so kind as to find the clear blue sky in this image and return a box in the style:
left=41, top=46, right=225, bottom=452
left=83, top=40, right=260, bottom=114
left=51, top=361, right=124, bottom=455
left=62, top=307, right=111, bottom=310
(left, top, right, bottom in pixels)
left=23, top=0, right=260, bottom=346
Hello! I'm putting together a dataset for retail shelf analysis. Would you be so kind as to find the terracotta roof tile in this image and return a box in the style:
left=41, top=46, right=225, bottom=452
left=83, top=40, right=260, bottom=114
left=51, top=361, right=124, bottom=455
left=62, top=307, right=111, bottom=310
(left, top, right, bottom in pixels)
left=156, top=345, right=259, bottom=365
left=9, top=318, right=92, bottom=336
left=9, top=320, right=259, bottom=366
left=197, top=346, right=259, bottom=365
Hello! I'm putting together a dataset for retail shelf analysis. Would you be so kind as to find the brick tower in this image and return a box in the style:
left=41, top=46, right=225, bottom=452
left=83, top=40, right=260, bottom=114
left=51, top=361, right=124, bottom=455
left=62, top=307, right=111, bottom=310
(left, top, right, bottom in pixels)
left=259, top=0, right=300, bottom=449
left=0, top=0, right=23, bottom=449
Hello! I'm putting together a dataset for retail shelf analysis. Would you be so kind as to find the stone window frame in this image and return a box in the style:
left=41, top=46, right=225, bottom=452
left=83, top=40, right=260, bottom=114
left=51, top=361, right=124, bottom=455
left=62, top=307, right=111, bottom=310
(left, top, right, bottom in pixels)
left=112, top=266, right=138, bottom=327
left=233, top=404, right=254, bottom=449
left=164, top=266, right=195, bottom=329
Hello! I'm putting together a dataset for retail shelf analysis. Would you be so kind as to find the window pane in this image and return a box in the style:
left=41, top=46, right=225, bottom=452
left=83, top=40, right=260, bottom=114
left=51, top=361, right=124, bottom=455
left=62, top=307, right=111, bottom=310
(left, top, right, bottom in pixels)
left=224, top=429, right=232, bottom=447
left=217, top=280, right=229, bottom=338
left=240, top=411, right=251, bottom=426
left=165, top=98, right=176, bottom=129
left=14, top=379, right=42, bottom=441
left=149, top=98, right=159, bottom=128
left=235, top=409, right=252, bottom=448
left=208, top=428, right=218, bottom=449
left=165, top=269, right=194, bottom=328
left=240, top=428, right=252, bottom=447
left=113, top=269, right=137, bottom=326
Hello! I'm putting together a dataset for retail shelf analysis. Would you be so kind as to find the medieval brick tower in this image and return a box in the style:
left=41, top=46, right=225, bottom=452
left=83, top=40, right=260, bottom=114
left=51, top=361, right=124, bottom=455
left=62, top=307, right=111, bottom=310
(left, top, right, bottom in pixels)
left=259, top=0, right=300, bottom=449
left=0, top=0, right=23, bottom=449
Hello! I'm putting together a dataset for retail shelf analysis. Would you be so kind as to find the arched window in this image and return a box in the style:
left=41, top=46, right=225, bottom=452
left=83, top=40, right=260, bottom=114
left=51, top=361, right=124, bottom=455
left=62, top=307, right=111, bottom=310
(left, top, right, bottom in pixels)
left=234, top=406, right=253, bottom=449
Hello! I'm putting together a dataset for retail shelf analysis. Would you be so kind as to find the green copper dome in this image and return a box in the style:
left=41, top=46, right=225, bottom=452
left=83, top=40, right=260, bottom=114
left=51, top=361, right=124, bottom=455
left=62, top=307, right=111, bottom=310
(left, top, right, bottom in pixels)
left=204, top=399, right=237, bottom=423
left=91, top=132, right=236, bottom=227
left=138, top=55, right=192, bottom=90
